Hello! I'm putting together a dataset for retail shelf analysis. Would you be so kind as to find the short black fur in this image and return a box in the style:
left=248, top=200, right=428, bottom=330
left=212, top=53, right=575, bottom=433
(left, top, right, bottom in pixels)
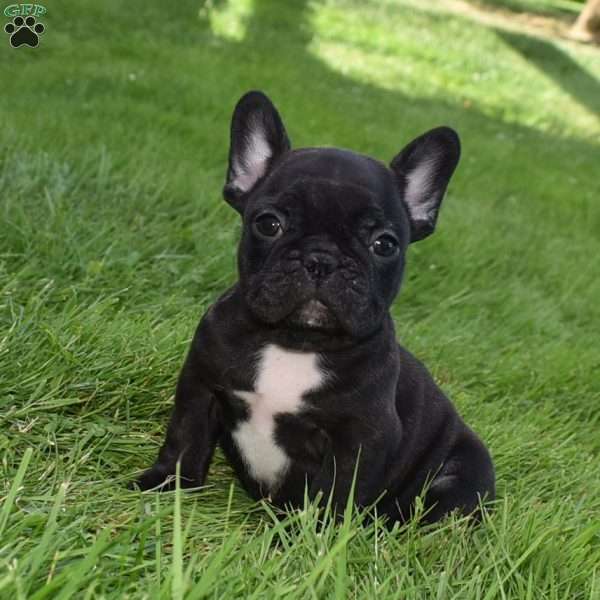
left=135, top=91, right=495, bottom=524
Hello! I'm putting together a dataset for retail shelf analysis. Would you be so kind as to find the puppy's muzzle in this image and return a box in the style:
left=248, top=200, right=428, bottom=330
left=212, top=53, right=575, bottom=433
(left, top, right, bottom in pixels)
left=303, top=251, right=338, bottom=281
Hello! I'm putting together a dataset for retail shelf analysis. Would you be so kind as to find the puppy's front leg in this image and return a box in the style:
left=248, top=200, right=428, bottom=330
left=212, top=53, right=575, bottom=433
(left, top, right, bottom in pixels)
left=309, top=428, right=390, bottom=516
left=135, top=356, right=221, bottom=491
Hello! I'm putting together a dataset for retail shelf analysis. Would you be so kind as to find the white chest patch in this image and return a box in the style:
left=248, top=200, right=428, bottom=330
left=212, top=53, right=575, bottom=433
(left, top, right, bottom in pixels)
left=231, top=344, right=324, bottom=490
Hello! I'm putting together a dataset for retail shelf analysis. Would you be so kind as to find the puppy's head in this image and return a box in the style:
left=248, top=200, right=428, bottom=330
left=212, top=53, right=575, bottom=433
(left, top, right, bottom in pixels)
left=223, top=91, right=460, bottom=340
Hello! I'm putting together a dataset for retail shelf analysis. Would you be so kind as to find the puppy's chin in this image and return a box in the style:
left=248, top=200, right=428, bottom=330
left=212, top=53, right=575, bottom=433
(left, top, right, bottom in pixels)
left=284, top=299, right=342, bottom=333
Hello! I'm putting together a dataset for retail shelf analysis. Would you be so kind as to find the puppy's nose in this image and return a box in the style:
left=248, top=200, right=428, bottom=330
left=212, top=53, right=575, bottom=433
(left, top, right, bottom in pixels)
left=303, top=251, right=338, bottom=279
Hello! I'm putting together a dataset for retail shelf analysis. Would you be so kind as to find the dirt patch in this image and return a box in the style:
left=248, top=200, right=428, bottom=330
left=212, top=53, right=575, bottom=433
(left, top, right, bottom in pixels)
left=444, top=0, right=581, bottom=42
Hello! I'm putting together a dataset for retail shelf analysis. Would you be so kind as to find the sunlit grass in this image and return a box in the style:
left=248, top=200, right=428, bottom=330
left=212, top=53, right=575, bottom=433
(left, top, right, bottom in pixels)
left=308, top=0, right=600, bottom=138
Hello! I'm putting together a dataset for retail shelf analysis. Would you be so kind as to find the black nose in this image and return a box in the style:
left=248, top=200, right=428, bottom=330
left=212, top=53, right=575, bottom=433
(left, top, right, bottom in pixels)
left=303, top=251, right=338, bottom=279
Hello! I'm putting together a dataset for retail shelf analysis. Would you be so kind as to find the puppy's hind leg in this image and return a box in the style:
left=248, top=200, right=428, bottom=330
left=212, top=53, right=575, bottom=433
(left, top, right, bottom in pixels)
left=422, top=428, right=495, bottom=524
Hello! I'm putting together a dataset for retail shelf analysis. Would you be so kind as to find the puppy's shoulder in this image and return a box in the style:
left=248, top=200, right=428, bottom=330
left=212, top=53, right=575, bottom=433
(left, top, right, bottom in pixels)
left=187, top=284, right=259, bottom=375
left=395, top=344, right=450, bottom=407
left=192, top=285, right=244, bottom=335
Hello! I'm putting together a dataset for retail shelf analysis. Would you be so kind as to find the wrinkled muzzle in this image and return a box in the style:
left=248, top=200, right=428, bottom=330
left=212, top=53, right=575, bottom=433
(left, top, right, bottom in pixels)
left=242, top=245, right=385, bottom=339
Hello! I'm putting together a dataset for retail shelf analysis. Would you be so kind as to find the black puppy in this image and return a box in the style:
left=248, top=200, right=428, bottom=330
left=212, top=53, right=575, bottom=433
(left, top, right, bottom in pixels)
left=136, top=91, right=495, bottom=524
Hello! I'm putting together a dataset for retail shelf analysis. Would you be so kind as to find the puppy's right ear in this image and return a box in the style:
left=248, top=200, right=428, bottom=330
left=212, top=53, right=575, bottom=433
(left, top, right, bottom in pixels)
left=223, top=91, right=291, bottom=212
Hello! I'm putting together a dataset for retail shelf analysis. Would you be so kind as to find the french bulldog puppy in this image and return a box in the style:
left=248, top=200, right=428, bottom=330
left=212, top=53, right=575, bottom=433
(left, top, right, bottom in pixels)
left=135, top=91, right=495, bottom=524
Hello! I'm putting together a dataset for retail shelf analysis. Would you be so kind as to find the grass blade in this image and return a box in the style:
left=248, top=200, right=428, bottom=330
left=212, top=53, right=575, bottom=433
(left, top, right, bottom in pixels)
left=0, top=447, right=33, bottom=537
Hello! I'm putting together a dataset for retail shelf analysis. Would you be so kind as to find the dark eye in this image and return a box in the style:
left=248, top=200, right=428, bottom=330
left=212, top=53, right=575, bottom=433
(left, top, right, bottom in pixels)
left=254, top=213, right=282, bottom=238
left=371, top=234, right=399, bottom=257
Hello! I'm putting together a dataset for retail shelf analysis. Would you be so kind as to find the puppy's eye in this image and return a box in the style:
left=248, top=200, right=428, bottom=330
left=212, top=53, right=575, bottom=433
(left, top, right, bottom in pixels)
left=371, top=234, right=399, bottom=257
left=254, top=213, right=282, bottom=238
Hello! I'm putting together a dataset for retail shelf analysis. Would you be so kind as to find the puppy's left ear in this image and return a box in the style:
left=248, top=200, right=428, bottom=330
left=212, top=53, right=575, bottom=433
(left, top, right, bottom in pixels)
left=390, top=127, right=460, bottom=242
left=223, top=91, right=291, bottom=212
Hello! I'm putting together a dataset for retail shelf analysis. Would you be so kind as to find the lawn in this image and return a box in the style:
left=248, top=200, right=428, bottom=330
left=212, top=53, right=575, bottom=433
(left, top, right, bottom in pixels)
left=1, top=0, right=599, bottom=597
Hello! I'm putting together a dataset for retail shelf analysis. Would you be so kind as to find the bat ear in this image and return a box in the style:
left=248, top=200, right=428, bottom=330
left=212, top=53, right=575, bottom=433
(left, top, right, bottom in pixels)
left=223, top=91, right=291, bottom=213
left=390, top=127, right=460, bottom=242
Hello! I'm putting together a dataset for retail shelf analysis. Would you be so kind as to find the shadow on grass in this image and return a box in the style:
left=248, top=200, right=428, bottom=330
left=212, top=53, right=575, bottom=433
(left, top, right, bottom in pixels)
left=496, top=27, right=600, bottom=120
left=199, top=0, right=599, bottom=206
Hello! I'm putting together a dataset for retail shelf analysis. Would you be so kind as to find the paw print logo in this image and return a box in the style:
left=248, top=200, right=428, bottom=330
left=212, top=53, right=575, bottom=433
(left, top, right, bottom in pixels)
left=4, top=15, right=45, bottom=48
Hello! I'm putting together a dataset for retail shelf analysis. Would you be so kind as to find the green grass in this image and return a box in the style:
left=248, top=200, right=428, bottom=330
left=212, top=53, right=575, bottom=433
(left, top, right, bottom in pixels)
left=1, top=0, right=599, bottom=597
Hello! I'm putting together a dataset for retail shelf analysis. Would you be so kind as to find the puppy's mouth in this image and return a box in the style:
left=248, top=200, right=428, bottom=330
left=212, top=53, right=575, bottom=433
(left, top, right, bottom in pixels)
left=284, top=299, right=341, bottom=332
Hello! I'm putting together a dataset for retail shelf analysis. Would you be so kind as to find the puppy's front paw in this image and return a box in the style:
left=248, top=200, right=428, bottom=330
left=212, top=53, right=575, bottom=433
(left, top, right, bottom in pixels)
left=129, top=463, right=207, bottom=492
left=129, top=465, right=175, bottom=492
